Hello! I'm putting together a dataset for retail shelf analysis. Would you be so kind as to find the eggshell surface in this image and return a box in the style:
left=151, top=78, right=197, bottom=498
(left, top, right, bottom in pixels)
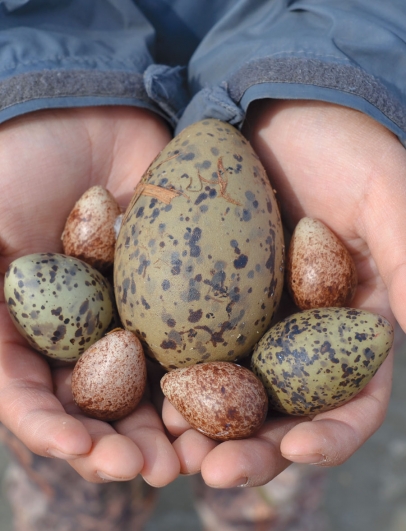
left=71, top=329, right=146, bottom=421
left=161, top=361, right=268, bottom=440
left=114, top=119, right=285, bottom=370
left=251, top=307, right=393, bottom=416
left=286, top=218, right=357, bottom=310
left=62, top=185, right=122, bottom=273
left=4, top=253, right=114, bottom=361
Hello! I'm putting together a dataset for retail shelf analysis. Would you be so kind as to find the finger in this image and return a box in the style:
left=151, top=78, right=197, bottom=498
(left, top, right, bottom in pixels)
left=200, top=416, right=305, bottom=488
left=355, top=138, right=406, bottom=330
left=114, top=401, right=180, bottom=487
left=54, top=364, right=175, bottom=484
left=280, top=347, right=393, bottom=466
left=162, top=397, right=218, bottom=475
left=161, top=396, right=192, bottom=436
left=0, top=392, right=91, bottom=461
left=172, top=429, right=218, bottom=475
left=67, top=417, right=144, bottom=483
left=0, top=329, right=92, bottom=459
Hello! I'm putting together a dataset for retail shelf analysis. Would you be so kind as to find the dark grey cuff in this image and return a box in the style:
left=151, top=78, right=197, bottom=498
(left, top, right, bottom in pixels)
left=228, top=57, right=406, bottom=145
left=0, top=69, right=160, bottom=123
left=0, top=65, right=190, bottom=128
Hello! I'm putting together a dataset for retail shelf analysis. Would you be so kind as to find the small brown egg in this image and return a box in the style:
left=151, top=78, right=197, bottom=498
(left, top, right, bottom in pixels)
left=286, top=217, right=357, bottom=310
left=161, top=361, right=268, bottom=441
left=62, top=185, right=122, bottom=273
left=71, top=329, right=146, bottom=421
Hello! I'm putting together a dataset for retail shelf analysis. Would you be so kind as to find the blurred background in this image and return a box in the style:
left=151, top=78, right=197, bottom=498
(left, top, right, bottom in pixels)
left=0, top=326, right=405, bottom=531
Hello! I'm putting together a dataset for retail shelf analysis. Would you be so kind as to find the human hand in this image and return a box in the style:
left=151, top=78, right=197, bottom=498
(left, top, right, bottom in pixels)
left=162, top=100, right=400, bottom=487
left=0, top=106, right=181, bottom=485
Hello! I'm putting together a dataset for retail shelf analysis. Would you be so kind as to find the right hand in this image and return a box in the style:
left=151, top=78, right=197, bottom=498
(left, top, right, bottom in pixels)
left=162, top=100, right=399, bottom=488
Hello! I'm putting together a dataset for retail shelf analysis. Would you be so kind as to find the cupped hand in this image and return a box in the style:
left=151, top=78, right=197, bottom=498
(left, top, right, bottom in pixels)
left=163, top=100, right=402, bottom=487
left=0, top=106, right=180, bottom=485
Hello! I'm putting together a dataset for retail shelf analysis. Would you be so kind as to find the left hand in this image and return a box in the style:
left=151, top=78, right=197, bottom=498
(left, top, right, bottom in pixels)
left=162, top=100, right=400, bottom=487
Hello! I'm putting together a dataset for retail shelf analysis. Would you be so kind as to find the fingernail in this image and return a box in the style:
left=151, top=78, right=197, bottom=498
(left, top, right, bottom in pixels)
left=234, top=477, right=250, bottom=488
left=208, top=477, right=249, bottom=489
left=142, top=477, right=160, bottom=488
left=96, top=471, right=124, bottom=482
left=47, top=448, right=85, bottom=460
left=282, top=453, right=326, bottom=465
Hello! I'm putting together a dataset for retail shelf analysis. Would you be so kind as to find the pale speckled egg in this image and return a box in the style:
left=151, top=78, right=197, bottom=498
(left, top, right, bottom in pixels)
left=251, top=307, right=393, bottom=416
left=161, top=361, right=268, bottom=440
left=71, top=329, right=147, bottom=421
left=4, top=253, right=114, bottom=361
left=62, top=185, right=122, bottom=273
left=114, top=119, right=285, bottom=370
left=286, top=218, right=357, bottom=310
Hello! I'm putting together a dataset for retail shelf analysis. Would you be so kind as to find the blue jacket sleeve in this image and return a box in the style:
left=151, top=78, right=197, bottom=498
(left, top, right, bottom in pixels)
left=0, top=0, right=405, bottom=146
left=179, top=0, right=406, bottom=146
left=0, top=0, right=188, bottom=126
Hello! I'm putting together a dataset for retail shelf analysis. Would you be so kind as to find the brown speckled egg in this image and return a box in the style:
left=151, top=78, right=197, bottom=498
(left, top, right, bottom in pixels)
left=114, top=119, right=285, bottom=370
left=286, top=217, right=357, bottom=310
left=251, top=307, right=393, bottom=416
left=62, top=185, right=122, bottom=273
left=4, top=253, right=114, bottom=361
left=161, top=361, right=268, bottom=440
left=71, top=329, right=146, bottom=421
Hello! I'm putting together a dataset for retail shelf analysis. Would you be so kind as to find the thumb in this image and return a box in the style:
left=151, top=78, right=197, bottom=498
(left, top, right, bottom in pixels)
left=356, top=129, right=406, bottom=330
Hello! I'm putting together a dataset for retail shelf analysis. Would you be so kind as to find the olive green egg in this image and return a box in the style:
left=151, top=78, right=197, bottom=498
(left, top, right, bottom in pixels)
left=251, top=307, right=393, bottom=416
left=4, top=253, right=114, bottom=361
left=114, top=119, right=285, bottom=370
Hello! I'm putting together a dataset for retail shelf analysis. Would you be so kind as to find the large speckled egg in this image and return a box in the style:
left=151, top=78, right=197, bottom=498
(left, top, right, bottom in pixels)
left=4, top=253, right=114, bottom=361
left=251, top=307, right=393, bottom=416
left=161, top=361, right=268, bottom=440
left=114, top=119, right=285, bottom=370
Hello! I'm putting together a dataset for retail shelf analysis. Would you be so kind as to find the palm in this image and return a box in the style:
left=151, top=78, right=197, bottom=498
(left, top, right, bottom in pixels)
left=244, top=100, right=396, bottom=319
left=0, top=107, right=168, bottom=258
left=0, top=107, right=181, bottom=485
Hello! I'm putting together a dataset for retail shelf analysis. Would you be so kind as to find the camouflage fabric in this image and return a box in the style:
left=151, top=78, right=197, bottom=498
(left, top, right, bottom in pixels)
left=0, top=422, right=329, bottom=531
left=192, top=466, right=329, bottom=531
left=0, top=425, right=155, bottom=531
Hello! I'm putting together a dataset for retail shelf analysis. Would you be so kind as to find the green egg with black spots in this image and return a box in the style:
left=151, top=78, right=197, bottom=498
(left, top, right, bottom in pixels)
left=4, top=253, right=114, bottom=361
left=114, top=119, right=285, bottom=370
left=251, top=307, right=393, bottom=416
